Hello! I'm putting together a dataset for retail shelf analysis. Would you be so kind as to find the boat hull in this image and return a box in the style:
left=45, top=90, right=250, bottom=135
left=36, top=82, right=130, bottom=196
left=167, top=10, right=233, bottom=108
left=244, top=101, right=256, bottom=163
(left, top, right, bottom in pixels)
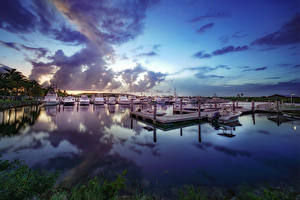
left=94, top=101, right=104, bottom=105
left=80, top=102, right=90, bottom=106
left=63, top=102, right=75, bottom=106
left=45, top=101, right=59, bottom=106
left=118, top=101, right=130, bottom=105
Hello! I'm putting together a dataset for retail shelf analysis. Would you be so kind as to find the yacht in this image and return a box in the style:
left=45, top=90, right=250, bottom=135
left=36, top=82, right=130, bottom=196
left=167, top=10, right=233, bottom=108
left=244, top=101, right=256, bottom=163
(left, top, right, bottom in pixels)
left=79, top=95, right=90, bottom=106
left=44, top=91, right=59, bottom=106
left=129, top=96, right=140, bottom=104
left=218, top=110, right=242, bottom=124
left=107, top=97, right=116, bottom=105
left=154, top=97, right=166, bottom=104
left=63, top=96, right=76, bottom=106
left=118, top=96, right=130, bottom=105
left=94, top=97, right=105, bottom=105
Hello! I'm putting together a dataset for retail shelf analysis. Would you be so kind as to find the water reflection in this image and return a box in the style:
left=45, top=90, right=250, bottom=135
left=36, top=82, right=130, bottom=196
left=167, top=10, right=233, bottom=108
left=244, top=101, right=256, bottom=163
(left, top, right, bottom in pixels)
left=0, top=104, right=299, bottom=194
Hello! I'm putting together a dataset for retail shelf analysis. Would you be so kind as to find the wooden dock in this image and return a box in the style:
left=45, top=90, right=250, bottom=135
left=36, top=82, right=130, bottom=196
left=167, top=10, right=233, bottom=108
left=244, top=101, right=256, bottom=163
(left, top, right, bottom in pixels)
left=130, top=111, right=206, bottom=123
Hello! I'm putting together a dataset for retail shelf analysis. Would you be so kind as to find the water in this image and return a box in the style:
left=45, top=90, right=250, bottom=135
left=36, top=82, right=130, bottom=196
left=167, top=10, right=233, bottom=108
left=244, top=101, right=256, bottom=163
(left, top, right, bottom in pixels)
left=0, top=104, right=299, bottom=195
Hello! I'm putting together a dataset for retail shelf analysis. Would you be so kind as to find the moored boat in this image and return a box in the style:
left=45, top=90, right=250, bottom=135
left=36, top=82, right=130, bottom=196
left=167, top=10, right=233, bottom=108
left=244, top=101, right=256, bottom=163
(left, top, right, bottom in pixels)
left=79, top=95, right=90, bottom=106
left=218, top=110, right=242, bottom=124
left=118, top=96, right=130, bottom=105
left=63, top=96, right=75, bottom=106
left=44, top=91, right=59, bottom=106
left=108, top=97, right=116, bottom=105
left=94, top=97, right=105, bottom=105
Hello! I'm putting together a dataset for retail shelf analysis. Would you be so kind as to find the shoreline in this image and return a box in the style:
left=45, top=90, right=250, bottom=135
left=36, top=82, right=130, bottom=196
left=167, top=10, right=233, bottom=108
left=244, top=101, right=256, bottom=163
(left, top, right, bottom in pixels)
left=0, top=100, right=42, bottom=111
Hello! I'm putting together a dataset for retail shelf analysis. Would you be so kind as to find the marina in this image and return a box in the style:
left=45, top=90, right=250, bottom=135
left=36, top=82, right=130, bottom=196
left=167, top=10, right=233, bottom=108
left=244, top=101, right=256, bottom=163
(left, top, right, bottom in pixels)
left=0, top=103, right=299, bottom=197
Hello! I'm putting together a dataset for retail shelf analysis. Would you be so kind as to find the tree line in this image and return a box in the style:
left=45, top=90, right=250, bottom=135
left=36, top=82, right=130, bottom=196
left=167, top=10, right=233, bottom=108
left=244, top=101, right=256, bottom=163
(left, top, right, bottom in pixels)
left=0, top=68, right=45, bottom=100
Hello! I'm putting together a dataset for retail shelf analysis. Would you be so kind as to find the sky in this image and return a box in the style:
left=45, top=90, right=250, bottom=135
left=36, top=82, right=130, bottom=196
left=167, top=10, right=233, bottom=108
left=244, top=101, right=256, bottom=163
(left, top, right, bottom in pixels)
left=0, top=0, right=299, bottom=96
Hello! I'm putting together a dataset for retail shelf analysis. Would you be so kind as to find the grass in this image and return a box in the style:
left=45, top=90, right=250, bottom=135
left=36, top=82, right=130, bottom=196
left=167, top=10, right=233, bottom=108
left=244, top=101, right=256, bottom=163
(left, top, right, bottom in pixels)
left=0, top=159, right=299, bottom=200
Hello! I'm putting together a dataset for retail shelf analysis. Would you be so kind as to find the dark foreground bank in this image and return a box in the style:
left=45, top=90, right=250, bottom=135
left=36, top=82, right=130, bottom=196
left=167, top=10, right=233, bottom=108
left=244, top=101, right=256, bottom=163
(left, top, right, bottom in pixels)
left=0, top=159, right=299, bottom=200
left=0, top=100, right=42, bottom=111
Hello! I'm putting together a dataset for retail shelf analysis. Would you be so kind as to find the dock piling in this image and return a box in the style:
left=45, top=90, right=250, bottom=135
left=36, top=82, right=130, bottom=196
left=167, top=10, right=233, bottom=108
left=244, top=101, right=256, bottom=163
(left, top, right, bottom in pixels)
left=180, top=98, right=183, bottom=114
left=198, top=97, right=201, bottom=119
left=130, top=99, right=133, bottom=112
left=153, top=102, right=157, bottom=124
left=251, top=100, right=255, bottom=112
left=232, top=101, right=235, bottom=111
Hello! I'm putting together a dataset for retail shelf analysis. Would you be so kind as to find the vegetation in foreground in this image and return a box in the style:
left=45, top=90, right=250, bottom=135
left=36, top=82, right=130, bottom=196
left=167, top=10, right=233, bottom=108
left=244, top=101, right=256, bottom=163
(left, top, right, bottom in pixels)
left=1, top=159, right=299, bottom=200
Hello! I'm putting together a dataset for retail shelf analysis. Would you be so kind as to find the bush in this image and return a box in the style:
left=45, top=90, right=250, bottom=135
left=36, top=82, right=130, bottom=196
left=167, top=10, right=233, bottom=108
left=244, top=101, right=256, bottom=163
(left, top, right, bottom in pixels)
left=0, top=159, right=58, bottom=200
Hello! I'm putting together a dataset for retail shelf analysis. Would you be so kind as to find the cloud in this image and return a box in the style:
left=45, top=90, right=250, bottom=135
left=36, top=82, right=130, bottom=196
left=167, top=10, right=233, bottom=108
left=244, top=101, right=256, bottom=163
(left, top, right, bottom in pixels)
left=193, top=51, right=211, bottom=59
left=137, top=51, right=158, bottom=57
left=252, top=13, right=300, bottom=46
left=219, top=31, right=248, bottom=44
left=212, top=45, right=249, bottom=56
left=243, top=66, right=267, bottom=72
left=294, top=64, right=300, bottom=68
left=265, top=76, right=281, bottom=80
left=9, top=0, right=160, bottom=91
left=0, top=40, right=48, bottom=58
left=171, top=65, right=230, bottom=80
left=197, top=23, right=214, bottom=34
left=189, top=10, right=230, bottom=23
left=119, top=64, right=166, bottom=92
left=193, top=45, right=249, bottom=59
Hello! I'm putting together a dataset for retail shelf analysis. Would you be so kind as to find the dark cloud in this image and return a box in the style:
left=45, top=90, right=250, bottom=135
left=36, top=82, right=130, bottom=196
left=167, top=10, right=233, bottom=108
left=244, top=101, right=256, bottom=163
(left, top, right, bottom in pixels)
left=189, top=10, right=230, bottom=23
left=252, top=13, right=300, bottom=46
left=219, top=31, right=248, bottom=44
left=137, top=51, right=158, bottom=57
left=212, top=45, right=249, bottom=56
left=195, top=74, right=224, bottom=79
left=197, top=23, right=214, bottom=34
left=265, top=76, right=281, bottom=80
left=193, top=51, right=211, bottom=59
left=243, top=66, right=267, bottom=72
left=17, top=0, right=160, bottom=91
left=260, top=47, right=278, bottom=51
left=172, top=65, right=230, bottom=80
left=0, top=40, right=48, bottom=58
left=294, top=64, right=300, bottom=68
left=193, top=45, right=249, bottom=59
left=0, top=0, right=36, bottom=33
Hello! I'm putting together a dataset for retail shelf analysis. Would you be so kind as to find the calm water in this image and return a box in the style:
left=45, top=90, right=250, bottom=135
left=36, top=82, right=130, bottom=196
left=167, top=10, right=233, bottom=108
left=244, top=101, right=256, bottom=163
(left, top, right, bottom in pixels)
left=0, top=104, right=299, bottom=195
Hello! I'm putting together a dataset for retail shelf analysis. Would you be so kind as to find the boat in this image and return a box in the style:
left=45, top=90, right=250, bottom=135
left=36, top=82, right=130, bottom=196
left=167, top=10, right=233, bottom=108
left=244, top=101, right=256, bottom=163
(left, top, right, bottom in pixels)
left=94, top=97, right=105, bottom=105
left=44, top=91, right=59, bottom=106
left=218, top=110, right=242, bottom=124
left=63, top=96, right=75, bottom=106
left=130, top=97, right=140, bottom=104
left=140, top=97, right=150, bottom=103
left=108, top=97, right=116, bottom=105
left=154, top=97, right=166, bottom=104
left=79, top=95, right=90, bottom=106
left=118, top=96, right=130, bottom=105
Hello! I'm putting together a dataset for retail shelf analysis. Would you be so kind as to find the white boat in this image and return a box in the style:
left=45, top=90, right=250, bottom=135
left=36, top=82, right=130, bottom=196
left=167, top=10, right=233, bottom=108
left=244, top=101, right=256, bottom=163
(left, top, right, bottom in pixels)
left=94, top=97, right=105, bottom=105
left=44, top=91, right=59, bottom=106
left=218, top=110, right=242, bottom=124
left=79, top=95, right=90, bottom=106
left=108, top=97, right=116, bottom=105
left=129, top=97, right=140, bottom=104
left=118, top=96, right=130, bottom=105
left=63, top=96, right=75, bottom=106
left=154, top=97, right=166, bottom=104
